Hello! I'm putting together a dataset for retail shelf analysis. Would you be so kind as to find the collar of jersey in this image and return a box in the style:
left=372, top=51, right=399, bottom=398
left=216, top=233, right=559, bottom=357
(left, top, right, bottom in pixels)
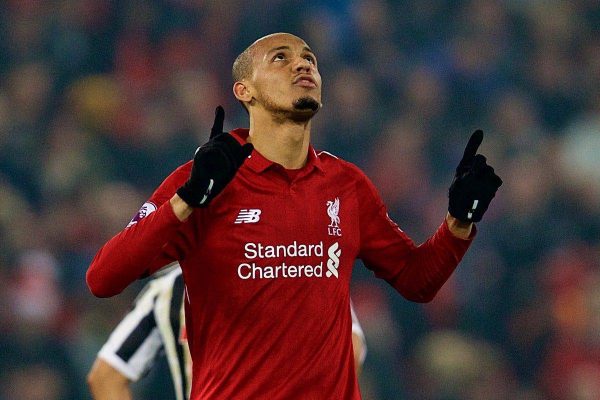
left=230, top=128, right=325, bottom=175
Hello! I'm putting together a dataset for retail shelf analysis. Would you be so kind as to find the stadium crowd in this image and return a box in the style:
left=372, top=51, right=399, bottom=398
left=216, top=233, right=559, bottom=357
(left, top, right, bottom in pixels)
left=0, top=1, right=599, bottom=399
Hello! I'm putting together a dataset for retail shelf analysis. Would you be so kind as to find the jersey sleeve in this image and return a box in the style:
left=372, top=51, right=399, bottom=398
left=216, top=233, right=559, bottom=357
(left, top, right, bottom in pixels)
left=356, top=169, right=474, bottom=303
left=97, top=279, right=163, bottom=381
left=87, top=163, right=192, bottom=297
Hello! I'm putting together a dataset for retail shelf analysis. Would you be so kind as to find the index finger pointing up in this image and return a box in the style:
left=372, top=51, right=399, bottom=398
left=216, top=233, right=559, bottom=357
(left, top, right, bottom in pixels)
left=210, top=106, right=225, bottom=139
left=459, top=129, right=484, bottom=168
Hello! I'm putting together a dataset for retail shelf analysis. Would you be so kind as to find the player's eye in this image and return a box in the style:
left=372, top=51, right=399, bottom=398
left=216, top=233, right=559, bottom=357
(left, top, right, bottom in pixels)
left=273, top=53, right=286, bottom=61
left=304, top=55, right=315, bottom=64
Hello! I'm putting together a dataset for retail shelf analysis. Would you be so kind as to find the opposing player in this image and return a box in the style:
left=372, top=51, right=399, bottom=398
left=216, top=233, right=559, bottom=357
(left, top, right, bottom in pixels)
left=87, top=33, right=501, bottom=399
left=86, top=265, right=367, bottom=400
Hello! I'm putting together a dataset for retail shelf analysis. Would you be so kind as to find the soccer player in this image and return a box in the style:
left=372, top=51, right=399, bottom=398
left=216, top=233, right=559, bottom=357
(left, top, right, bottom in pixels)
left=87, top=33, right=502, bottom=399
left=86, top=264, right=367, bottom=400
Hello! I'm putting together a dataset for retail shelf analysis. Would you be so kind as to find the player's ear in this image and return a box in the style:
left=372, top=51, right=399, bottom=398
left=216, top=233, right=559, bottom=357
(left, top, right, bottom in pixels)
left=233, top=81, right=252, bottom=104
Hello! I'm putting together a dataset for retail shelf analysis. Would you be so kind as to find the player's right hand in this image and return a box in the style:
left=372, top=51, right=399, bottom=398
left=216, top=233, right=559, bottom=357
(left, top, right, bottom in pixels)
left=176, top=106, right=253, bottom=207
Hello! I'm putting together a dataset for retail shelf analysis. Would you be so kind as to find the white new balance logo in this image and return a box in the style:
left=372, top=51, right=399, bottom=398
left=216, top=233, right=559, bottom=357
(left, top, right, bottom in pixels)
left=235, top=209, right=262, bottom=224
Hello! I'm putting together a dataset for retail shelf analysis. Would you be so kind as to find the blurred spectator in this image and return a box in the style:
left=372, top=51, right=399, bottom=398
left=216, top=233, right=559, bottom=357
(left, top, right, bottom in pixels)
left=1, top=364, right=68, bottom=400
left=538, top=245, right=600, bottom=400
left=408, top=330, right=533, bottom=400
left=0, top=250, right=85, bottom=399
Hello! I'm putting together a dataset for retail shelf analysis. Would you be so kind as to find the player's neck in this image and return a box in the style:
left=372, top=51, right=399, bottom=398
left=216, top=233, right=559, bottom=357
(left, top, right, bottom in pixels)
left=248, top=112, right=311, bottom=170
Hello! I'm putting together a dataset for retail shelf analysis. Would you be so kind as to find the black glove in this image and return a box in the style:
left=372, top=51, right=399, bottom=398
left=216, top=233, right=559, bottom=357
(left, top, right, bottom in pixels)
left=448, top=130, right=502, bottom=223
left=176, top=106, right=253, bottom=207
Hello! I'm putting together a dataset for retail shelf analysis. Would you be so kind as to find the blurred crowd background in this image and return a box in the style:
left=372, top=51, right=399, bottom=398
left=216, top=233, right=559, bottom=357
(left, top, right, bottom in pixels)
left=1, top=1, right=599, bottom=399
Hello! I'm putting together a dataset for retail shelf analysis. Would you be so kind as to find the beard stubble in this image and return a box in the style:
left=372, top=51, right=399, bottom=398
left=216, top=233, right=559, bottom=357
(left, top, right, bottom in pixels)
left=256, top=91, right=321, bottom=122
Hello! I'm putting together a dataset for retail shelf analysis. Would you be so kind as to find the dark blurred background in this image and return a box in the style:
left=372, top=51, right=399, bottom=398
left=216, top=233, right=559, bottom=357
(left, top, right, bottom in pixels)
left=1, top=1, right=599, bottom=399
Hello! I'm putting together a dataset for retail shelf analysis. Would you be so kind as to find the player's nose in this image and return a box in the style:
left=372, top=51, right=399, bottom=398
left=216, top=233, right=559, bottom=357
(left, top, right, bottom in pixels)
left=293, top=57, right=312, bottom=73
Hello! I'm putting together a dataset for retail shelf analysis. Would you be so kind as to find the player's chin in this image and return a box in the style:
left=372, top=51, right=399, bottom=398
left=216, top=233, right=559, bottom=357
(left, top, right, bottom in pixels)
left=292, top=96, right=321, bottom=112
left=289, top=97, right=321, bottom=122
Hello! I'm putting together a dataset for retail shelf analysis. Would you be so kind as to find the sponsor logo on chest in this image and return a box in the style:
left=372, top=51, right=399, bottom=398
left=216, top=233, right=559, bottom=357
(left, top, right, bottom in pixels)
left=237, top=241, right=341, bottom=280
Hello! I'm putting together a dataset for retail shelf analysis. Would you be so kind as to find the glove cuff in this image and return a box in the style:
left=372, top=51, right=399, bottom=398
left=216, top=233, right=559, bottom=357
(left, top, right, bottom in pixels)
left=177, top=183, right=210, bottom=208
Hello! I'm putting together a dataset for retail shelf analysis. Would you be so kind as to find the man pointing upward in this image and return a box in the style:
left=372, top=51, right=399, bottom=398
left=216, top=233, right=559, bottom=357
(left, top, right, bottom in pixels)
left=87, top=33, right=502, bottom=399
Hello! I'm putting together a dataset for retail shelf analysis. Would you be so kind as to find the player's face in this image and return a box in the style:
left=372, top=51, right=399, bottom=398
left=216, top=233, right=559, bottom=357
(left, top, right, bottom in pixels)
left=249, top=34, right=322, bottom=120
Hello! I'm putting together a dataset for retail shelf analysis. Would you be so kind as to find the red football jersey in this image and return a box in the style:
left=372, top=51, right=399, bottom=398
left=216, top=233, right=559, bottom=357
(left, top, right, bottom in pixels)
left=87, top=128, right=473, bottom=399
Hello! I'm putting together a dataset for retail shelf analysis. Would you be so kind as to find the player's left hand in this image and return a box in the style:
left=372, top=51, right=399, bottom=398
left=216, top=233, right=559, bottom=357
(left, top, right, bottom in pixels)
left=448, top=130, right=502, bottom=223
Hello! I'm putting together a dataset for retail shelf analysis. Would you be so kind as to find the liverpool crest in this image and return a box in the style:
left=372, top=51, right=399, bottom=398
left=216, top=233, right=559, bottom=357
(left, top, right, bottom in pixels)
left=326, top=197, right=342, bottom=236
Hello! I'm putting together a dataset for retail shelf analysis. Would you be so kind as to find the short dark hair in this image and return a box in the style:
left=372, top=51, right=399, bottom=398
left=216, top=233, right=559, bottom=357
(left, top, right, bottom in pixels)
left=232, top=45, right=255, bottom=112
left=232, top=46, right=254, bottom=83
